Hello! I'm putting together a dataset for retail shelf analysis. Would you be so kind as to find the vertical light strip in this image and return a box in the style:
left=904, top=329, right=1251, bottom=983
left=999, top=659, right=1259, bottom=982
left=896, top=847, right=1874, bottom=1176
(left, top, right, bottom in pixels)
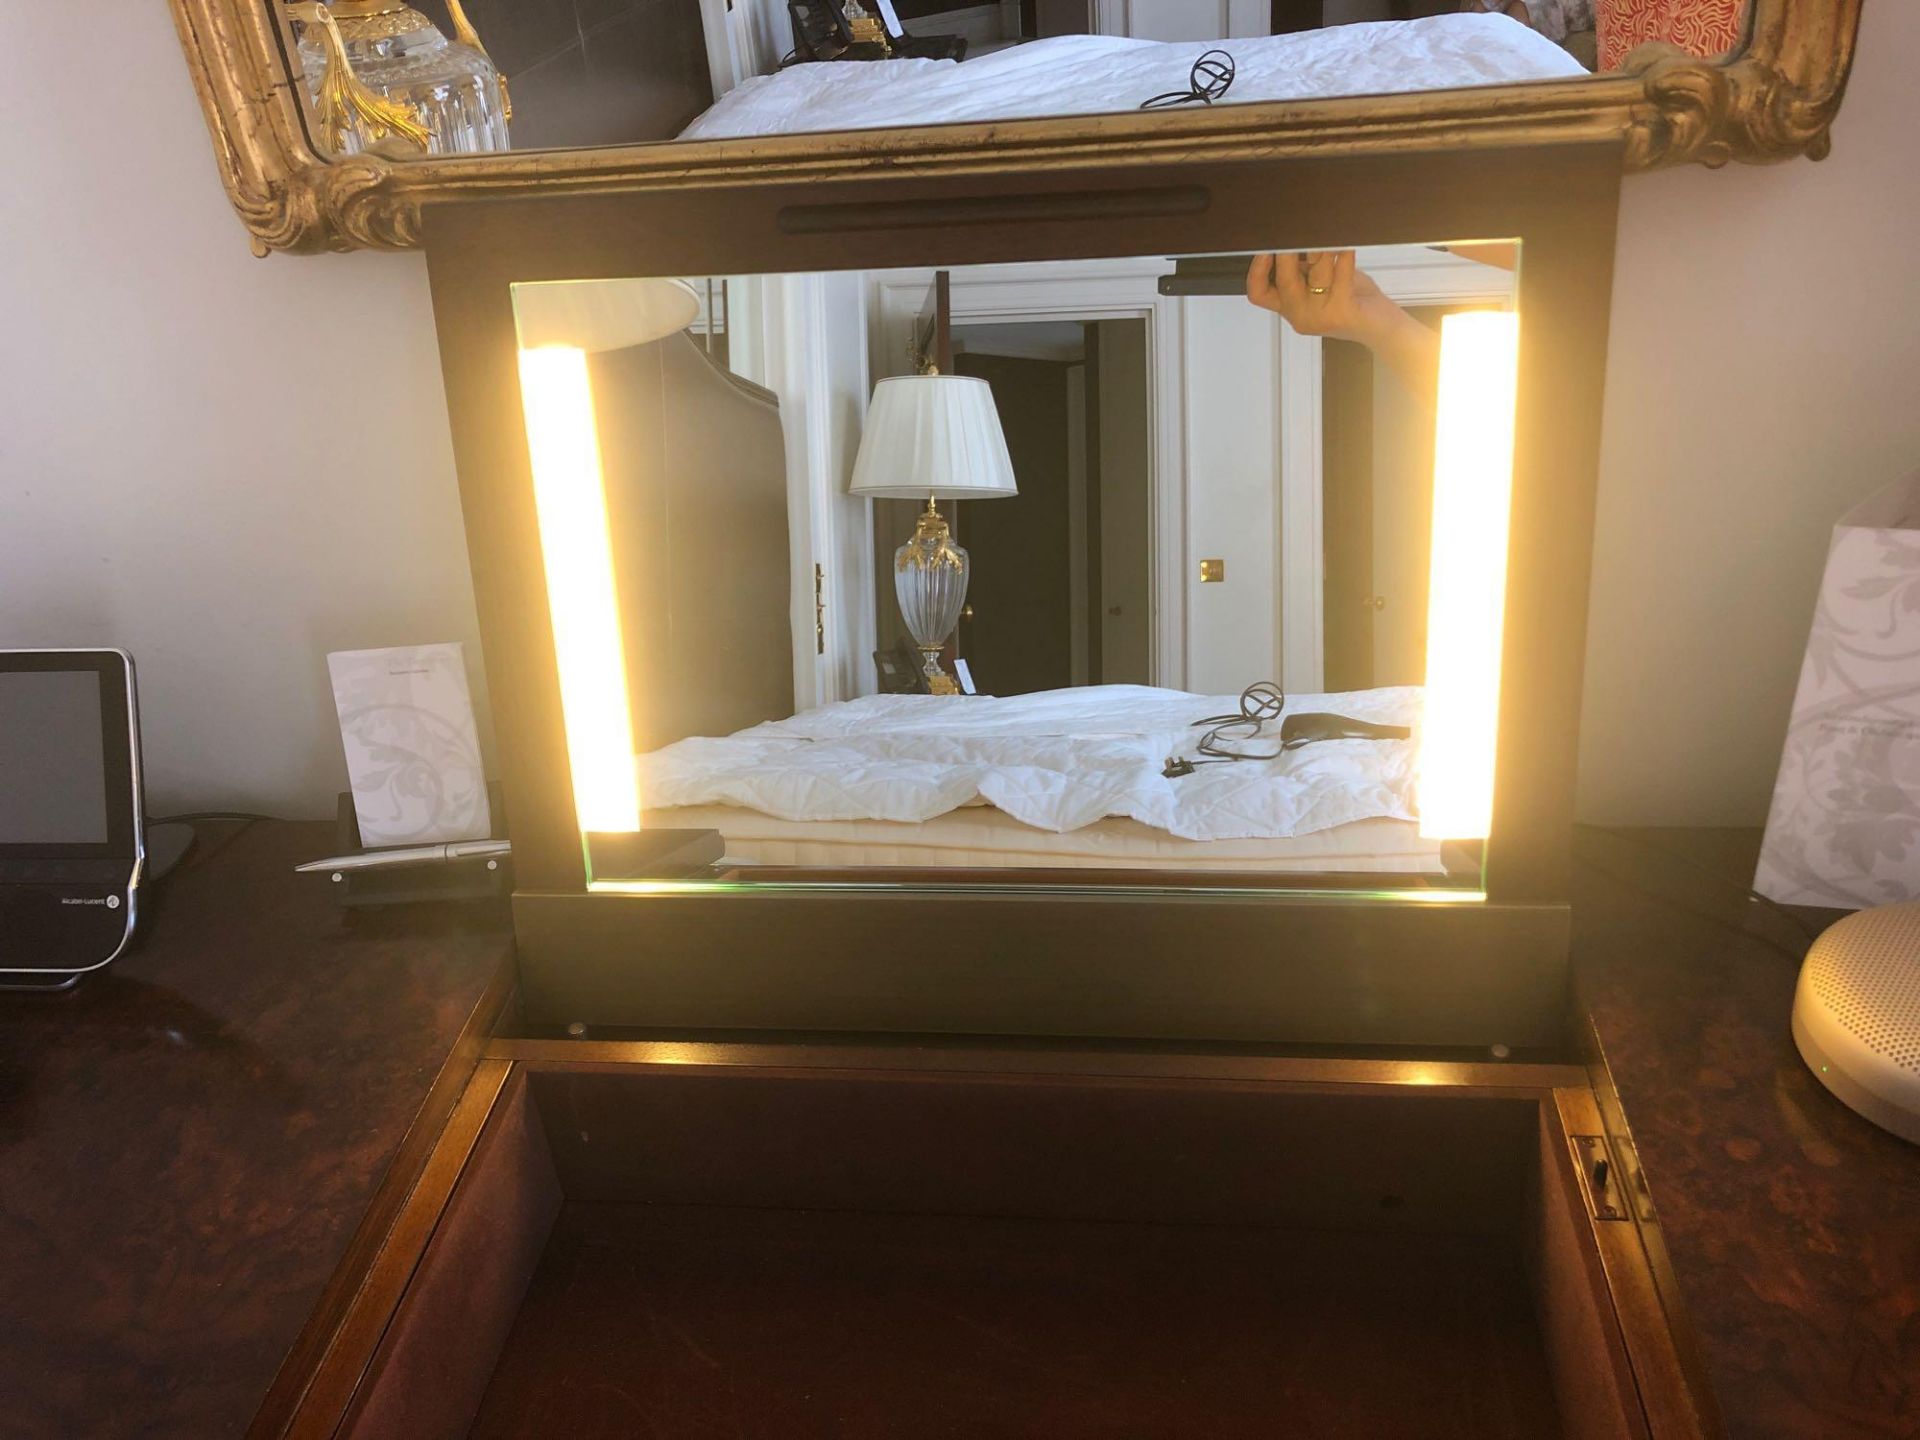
left=1419, top=310, right=1520, bottom=841
left=516, top=344, right=641, bottom=834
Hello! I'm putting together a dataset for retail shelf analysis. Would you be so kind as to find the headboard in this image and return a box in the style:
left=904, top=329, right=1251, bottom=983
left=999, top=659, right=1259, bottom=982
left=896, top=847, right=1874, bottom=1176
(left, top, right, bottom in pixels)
left=590, top=331, right=793, bottom=751
left=411, top=0, right=717, bottom=149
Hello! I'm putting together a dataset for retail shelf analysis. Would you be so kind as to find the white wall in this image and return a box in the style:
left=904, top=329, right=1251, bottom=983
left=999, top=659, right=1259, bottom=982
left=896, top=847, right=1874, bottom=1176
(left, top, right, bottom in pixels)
left=726, top=272, right=875, bottom=709
left=2, top=1, right=1914, bottom=821
left=1092, top=0, right=1269, bottom=41
left=0, top=1, right=479, bottom=819
left=1576, top=1, right=1920, bottom=824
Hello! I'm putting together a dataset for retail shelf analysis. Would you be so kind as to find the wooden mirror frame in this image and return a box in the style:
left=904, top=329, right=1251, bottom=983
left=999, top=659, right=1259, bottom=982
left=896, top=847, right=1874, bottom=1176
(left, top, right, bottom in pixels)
left=421, top=142, right=1620, bottom=1048
left=171, top=0, right=1858, bottom=256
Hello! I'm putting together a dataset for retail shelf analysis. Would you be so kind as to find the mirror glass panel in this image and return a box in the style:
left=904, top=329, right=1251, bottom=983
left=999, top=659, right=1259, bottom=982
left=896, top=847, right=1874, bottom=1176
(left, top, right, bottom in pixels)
left=279, top=1, right=1750, bottom=156
left=509, top=240, right=1522, bottom=892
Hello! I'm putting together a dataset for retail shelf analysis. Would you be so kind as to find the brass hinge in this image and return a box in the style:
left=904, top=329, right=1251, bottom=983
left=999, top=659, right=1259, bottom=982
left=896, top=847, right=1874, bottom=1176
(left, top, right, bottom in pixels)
left=1570, top=1134, right=1629, bottom=1221
left=814, top=564, right=826, bottom=655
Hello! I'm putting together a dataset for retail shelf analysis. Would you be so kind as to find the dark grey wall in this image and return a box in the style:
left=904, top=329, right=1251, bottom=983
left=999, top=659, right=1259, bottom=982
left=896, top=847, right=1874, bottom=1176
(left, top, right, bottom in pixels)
left=414, top=0, right=714, bottom=149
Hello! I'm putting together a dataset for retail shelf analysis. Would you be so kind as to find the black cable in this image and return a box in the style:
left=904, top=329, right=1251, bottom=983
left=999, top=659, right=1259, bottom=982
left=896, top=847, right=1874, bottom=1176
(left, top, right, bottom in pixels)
left=147, top=810, right=295, bottom=826
left=1164, top=682, right=1410, bottom=776
left=1140, top=48, right=1236, bottom=109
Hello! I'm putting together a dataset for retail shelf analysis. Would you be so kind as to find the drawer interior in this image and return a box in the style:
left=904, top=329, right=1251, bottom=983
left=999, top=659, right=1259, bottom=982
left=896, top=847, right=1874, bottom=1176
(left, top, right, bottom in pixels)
left=341, top=1063, right=1649, bottom=1440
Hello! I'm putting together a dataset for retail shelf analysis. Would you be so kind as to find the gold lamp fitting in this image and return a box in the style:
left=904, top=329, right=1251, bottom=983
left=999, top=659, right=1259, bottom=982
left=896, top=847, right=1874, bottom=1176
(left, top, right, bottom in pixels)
left=843, top=0, right=893, bottom=52
left=288, top=2, right=432, bottom=156
left=896, top=499, right=965, bottom=573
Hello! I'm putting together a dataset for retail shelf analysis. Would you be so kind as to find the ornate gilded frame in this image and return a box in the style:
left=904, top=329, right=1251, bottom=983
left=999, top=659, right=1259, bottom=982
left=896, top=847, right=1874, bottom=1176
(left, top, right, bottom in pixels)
left=171, top=0, right=1858, bottom=255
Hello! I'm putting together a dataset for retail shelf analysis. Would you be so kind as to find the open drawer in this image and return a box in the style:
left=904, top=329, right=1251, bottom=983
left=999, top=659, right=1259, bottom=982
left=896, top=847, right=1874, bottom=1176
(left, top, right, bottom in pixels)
left=293, top=1045, right=1715, bottom=1439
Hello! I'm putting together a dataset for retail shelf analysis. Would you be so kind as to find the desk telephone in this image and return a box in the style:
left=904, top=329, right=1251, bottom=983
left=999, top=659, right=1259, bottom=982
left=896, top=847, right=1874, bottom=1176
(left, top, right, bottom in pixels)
left=788, top=0, right=968, bottom=64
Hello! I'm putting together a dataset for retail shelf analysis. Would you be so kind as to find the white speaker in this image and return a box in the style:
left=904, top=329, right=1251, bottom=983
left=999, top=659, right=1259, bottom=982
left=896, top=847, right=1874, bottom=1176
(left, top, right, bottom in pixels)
left=1793, top=902, right=1920, bottom=1145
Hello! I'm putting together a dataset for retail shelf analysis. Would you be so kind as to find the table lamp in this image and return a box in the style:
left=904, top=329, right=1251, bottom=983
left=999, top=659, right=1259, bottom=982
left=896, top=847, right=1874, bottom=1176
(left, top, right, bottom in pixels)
left=849, top=374, right=1018, bottom=694
left=512, top=277, right=701, bottom=352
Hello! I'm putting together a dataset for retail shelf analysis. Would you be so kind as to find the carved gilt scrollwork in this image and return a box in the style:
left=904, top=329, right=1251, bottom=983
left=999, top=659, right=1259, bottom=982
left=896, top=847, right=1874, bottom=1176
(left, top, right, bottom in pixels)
left=166, top=0, right=1861, bottom=257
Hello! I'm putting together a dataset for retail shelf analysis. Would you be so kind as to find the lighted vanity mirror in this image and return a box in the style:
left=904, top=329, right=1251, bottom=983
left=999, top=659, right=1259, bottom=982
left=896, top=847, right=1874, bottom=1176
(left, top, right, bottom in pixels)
left=508, top=240, right=1521, bottom=900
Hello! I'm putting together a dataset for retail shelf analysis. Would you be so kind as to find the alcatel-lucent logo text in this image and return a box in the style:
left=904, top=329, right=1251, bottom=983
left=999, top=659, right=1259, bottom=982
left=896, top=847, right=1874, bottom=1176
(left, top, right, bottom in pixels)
left=60, top=895, right=119, bottom=908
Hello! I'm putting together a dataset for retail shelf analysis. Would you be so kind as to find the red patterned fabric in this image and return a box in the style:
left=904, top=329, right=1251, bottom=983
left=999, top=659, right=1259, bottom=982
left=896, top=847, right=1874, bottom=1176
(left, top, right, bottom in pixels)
left=1597, top=0, right=1746, bottom=70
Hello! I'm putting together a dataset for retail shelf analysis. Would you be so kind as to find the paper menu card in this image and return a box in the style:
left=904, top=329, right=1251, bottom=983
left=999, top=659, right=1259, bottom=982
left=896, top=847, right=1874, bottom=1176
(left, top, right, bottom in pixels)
left=1756, top=473, right=1920, bottom=908
left=328, top=643, right=491, bottom=848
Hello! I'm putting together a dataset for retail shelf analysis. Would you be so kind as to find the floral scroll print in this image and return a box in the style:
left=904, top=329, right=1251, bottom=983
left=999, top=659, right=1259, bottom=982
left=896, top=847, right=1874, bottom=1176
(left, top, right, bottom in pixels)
left=1757, top=477, right=1920, bottom=908
left=327, top=643, right=492, bottom=848
left=1598, top=0, right=1745, bottom=71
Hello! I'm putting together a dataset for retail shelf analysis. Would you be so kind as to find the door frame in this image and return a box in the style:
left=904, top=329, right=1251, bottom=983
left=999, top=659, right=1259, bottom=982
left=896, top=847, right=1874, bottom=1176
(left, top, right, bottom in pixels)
left=871, top=259, right=1190, bottom=685
left=1278, top=246, right=1516, bottom=693
left=877, top=248, right=1513, bottom=696
left=730, top=273, right=877, bottom=711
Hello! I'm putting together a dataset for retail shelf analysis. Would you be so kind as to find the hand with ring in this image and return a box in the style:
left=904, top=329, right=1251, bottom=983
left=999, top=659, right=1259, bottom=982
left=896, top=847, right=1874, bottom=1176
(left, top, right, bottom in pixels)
left=1244, top=251, right=1392, bottom=344
left=1245, top=250, right=1441, bottom=402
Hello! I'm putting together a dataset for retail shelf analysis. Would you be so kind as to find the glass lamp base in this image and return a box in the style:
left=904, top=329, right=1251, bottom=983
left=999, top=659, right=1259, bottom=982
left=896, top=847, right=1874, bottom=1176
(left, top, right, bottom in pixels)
left=895, top=500, right=969, bottom=697
left=919, top=648, right=961, bottom=695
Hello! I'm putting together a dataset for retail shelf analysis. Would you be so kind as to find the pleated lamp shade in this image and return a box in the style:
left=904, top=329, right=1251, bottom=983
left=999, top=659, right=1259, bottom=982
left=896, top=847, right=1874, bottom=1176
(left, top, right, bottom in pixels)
left=848, top=375, right=1019, bottom=501
left=512, top=277, right=701, bottom=353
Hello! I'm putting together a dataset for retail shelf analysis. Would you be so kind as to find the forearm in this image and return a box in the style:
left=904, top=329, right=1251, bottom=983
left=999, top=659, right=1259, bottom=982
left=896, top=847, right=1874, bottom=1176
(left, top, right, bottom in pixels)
left=1355, top=301, right=1440, bottom=404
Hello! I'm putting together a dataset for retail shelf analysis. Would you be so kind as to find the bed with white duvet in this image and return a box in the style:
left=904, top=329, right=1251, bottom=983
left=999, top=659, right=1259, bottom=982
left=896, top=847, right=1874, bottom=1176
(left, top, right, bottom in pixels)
left=679, top=16, right=1587, bottom=143
left=641, top=684, right=1446, bottom=874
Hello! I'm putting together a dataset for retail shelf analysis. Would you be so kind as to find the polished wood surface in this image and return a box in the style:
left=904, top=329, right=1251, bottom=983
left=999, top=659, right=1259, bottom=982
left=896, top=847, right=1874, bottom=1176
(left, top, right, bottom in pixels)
left=0, top=821, right=511, bottom=1439
left=269, top=1059, right=517, bottom=1440
left=483, top=1036, right=1591, bottom=1091
left=337, top=1067, right=557, bottom=1440
left=1576, top=827, right=1920, bottom=1440
left=4, top=822, right=1914, bottom=1438
left=518, top=1066, right=1542, bottom=1234
left=472, top=1201, right=1561, bottom=1439
left=277, top=1041, right=1708, bottom=1438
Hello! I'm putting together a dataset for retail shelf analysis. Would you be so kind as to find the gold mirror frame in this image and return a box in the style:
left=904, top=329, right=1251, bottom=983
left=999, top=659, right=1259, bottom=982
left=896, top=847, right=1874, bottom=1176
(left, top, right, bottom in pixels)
left=171, top=0, right=1858, bottom=255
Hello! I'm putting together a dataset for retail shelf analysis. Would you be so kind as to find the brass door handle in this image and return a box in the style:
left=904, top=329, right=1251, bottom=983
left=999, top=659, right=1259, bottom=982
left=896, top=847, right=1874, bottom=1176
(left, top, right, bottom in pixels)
left=961, top=605, right=975, bottom=621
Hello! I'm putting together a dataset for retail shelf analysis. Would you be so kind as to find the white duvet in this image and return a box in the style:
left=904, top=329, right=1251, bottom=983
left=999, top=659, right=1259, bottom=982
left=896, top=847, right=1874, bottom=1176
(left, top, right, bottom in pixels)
left=639, top=684, right=1421, bottom=842
left=679, top=16, right=1585, bottom=142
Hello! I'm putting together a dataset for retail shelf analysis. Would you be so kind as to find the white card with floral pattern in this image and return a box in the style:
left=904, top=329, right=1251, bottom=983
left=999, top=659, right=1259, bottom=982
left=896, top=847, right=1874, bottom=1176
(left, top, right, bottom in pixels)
left=1757, top=474, right=1920, bottom=907
left=328, top=643, right=491, bottom=848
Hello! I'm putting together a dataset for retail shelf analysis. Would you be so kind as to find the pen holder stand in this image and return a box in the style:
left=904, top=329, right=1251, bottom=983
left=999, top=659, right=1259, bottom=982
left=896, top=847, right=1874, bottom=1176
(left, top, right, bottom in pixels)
left=324, top=786, right=512, bottom=909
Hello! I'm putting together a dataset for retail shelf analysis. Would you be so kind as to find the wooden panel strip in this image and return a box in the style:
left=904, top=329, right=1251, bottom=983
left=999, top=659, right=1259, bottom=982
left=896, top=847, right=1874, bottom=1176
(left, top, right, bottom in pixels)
left=337, top=1070, right=561, bottom=1439
left=1553, top=1087, right=1720, bottom=1439
left=1532, top=1096, right=1647, bottom=1440
left=248, top=1057, right=515, bottom=1440
left=484, top=1035, right=1589, bottom=1092
left=247, top=957, right=516, bottom=1440
left=1578, top=1020, right=1729, bottom=1437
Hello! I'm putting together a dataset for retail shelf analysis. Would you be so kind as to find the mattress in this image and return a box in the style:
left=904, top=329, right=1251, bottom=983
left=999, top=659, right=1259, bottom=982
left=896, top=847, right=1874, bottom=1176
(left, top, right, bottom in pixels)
left=679, top=17, right=1588, bottom=143
left=657, top=803, right=1446, bottom=874
left=639, top=684, right=1424, bottom=844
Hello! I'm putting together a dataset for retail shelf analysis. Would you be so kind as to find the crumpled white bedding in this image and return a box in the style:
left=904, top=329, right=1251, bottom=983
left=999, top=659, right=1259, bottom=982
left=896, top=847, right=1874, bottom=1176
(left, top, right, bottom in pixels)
left=638, top=684, right=1421, bottom=842
left=679, top=16, right=1585, bottom=142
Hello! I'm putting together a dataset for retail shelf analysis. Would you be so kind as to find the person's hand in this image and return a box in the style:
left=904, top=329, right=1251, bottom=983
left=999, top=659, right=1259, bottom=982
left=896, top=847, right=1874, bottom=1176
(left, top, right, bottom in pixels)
left=1245, top=250, right=1441, bottom=402
left=1245, top=252, right=1398, bottom=348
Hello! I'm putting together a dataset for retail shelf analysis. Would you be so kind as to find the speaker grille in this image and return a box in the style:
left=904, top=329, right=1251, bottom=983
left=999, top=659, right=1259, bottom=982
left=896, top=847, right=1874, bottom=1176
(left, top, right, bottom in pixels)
left=1807, top=906, right=1920, bottom=1072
